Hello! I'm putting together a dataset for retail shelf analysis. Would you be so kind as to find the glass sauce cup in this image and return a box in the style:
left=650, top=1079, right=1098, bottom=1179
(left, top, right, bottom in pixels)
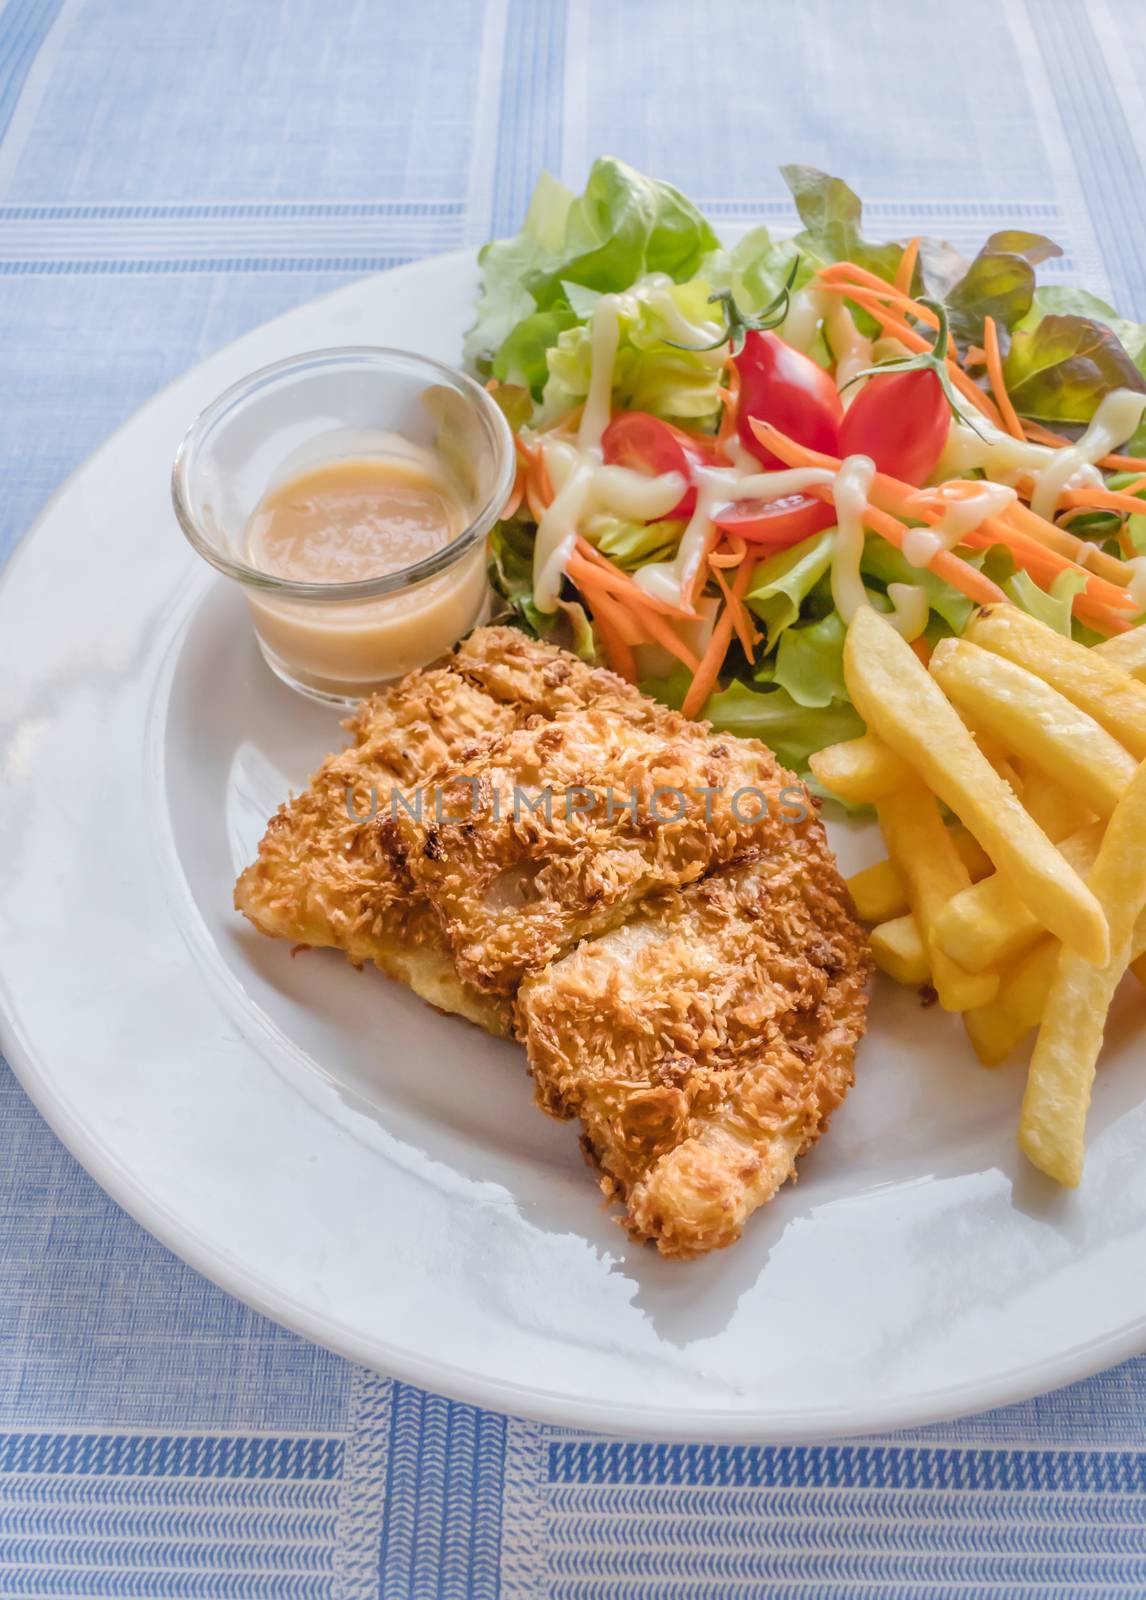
left=172, top=346, right=515, bottom=704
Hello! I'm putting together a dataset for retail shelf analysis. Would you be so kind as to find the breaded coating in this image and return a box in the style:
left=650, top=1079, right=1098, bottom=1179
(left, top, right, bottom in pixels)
left=517, top=844, right=872, bottom=1258
left=234, top=624, right=871, bottom=1258
left=397, top=706, right=800, bottom=997
left=234, top=628, right=645, bottom=1034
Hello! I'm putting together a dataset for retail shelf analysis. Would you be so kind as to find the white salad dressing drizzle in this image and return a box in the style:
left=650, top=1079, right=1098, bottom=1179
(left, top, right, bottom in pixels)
left=943, top=388, right=1146, bottom=522
left=633, top=465, right=836, bottom=609
left=780, top=287, right=824, bottom=354
left=901, top=481, right=1017, bottom=569
left=534, top=297, right=684, bottom=611
left=830, top=455, right=876, bottom=624
left=1026, top=388, right=1146, bottom=521
left=823, top=299, right=872, bottom=403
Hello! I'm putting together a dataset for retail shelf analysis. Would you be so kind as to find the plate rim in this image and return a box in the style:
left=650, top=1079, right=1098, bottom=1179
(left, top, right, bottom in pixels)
left=2, top=247, right=1145, bottom=1442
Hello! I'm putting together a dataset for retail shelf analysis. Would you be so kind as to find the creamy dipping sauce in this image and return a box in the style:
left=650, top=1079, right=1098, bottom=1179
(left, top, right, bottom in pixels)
left=248, top=456, right=462, bottom=582
left=243, top=446, right=489, bottom=697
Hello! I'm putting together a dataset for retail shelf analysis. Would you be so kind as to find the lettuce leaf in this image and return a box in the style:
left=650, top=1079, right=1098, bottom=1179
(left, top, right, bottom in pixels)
left=585, top=514, right=684, bottom=570
left=944, top=230, right=1062, bottom=347
left=465, top=157, right=719, bottom=392
left=1017, top=286, right=1146, bottom=369
left=488, top=517, right=597, bottom=659
left=860, top=539, right=975, bottom=635
left=773, top=611, right=849, bottom=708
left=1002, top=313, right=1146, bottom=425
left=700, top=679, right=865, bottom=773
left=781, top=165, right=912, bottom=289
left=539, top=274, right=728, bottom=424
left=744, top=529, right=836, bottom=646
left=1004, top=567, right=1090, bottom=637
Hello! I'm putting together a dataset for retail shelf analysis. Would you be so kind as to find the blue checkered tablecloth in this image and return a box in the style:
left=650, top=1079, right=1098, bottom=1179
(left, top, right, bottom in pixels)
left=4, top=0, right=1146, bottom=1593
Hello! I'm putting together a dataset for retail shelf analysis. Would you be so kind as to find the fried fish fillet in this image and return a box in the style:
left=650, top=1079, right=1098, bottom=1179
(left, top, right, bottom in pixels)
left=395, top=706, right=798, bottom=997
left=236, top=624, right=871, bottom=1257
left=234, top=627, right=650, bottom=1033
left=517, top=849, right=871, bottom=1258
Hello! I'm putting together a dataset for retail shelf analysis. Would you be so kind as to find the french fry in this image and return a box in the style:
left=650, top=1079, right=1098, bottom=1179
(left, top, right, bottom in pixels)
left=1020, top=761, right=1146, bottom=1186
left=809, top=733, right=911, bottom=804
left=877, top=783, right=999, bottom=1012
left=967, top=604, right=1146, bottom=760
left=1096, top=627, right=1146, bottom=682
left=848, top=828, right=991, bottom=924
left=1000, top=937, right=1061, bottom=1031
left=951, top=826, right=994, bottom=880
left=933, top=823, right=1104, bottom=974
left=964, top=999, right=1031, bottom=1068
left=844, top=607, right=1109, bottom=965
left=1014, top=764, right=1094, bottom=841
left=870, top=914, right=930, bottom=987
left=848, top=859, right=908, bottom=924
left=929, top=637, right=1138, bottom=819
left=1003, top=914, right=1146, bottom=1032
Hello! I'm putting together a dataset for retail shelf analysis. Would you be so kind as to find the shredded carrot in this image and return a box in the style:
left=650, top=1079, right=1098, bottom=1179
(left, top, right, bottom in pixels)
left=982, top=316, right=1024, bottom=440
left=708, top=536, right=749, bottom=569
left=514, top=435, right=539, bottom=467
left=631, top=605, right=701, bottom=671
left=910, top=635, right=932, bottom=666
left=816, top=274, right=951, bottom=354
left=572, top=539, right=697, bottom=621
left=894, top=238, right=920, bottom=298
left=687, top=521, right=720, bottom=607
left=749, top=420, right=1136, bottom=613
left=1021, top=420, right=1069, bottom=447
left=710, top=563, right=760, bottom=662
left=681, top=556, right=757, bottom=720
left=524, top=477, right=550, bottom=524
left=964, top=345, right=986, bottom=368
left=1021, top=419, right=1146, bottom=473
left=1003, top=500, right=1132, bottom=588
left=716, top=359, right=741, bottom=452
left=1060, top=486, right=1146, bottom=519
left=1118, top=473, right=1146, bottom=497
left=853, top=501, right=1007, bottom=606
left=566, top=552, right=699, bottom=671
left=816, top=281, right=1001, bottom=424
left=589, top=609, right=638, bottom=680
left=502, top=463, right=525, bottom=521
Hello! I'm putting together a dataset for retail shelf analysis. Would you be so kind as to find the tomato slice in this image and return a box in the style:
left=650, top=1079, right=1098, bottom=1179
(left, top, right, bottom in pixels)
left=601, top=412, right=721, bottom=518
left=712, top=494, right=835, bottom=548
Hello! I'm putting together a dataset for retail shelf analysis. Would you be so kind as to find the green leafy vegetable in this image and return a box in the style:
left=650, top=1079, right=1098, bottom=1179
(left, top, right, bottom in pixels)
left=1004, top=568, right=1090, bottom=636
left=860, top=539, right=975, bottom=635
left=1017, top=286, right=1146, bottom=369
left=944, top=230, right=1062, bottom=347
left=488, top=518, right=597, bottom=659
left=1002, top=313, right=1146, bottom=425
left=744, top=530, right=836, bottom=646
left=586, top=515, right=684, bottom=571
left=773, top=611, right=849, bottom=708
left=466, top=158, right=719, bottom=393
left=540, top=276, right=728, bottom=423
left=700, top=678, right=865, bottom=773
left=781, top=165, right=910, bottom=288
left=492, top=305, right=579, bottom=395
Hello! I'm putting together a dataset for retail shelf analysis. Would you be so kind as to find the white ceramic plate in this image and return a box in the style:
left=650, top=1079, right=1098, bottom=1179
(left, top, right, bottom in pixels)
left=2, top=252, right=1145, bottom=1442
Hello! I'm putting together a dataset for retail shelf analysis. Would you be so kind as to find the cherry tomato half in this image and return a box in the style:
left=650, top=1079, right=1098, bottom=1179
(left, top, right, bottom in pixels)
left=601, top=412, right=721, bottom=517
left=712, top=493, right=836, bottom=549
left=735, top=330, right=843, bottom=469
left=838, top=368, right=948, bottom=486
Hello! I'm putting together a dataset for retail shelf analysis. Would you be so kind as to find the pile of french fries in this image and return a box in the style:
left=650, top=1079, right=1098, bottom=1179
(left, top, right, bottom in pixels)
left=810, top=604, right=1146, bottom=1188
